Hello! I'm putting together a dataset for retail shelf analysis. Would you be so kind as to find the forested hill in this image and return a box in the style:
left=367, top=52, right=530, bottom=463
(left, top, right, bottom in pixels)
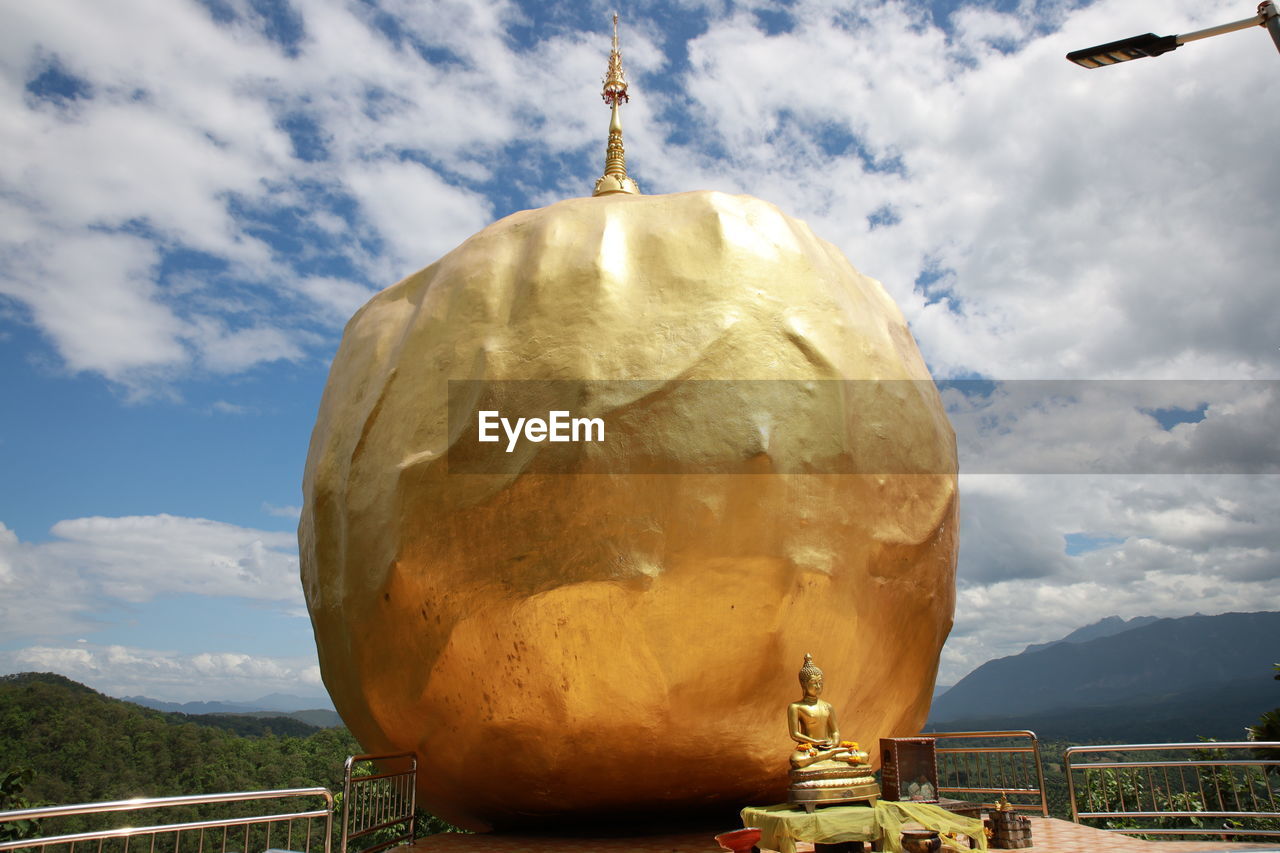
left=0, top=672, right=360, bottom=808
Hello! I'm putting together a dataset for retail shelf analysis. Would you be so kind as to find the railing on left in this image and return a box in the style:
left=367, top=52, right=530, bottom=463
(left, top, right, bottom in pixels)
left=922, top=729, right=1049, bottom=816
left=0, top=787, right=334, bottom=853
left=339, top=753, right=416, bottom=853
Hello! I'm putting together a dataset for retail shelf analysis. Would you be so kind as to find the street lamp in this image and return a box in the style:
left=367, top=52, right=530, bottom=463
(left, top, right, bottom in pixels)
left=1067, top=1, right=1280, bottom=68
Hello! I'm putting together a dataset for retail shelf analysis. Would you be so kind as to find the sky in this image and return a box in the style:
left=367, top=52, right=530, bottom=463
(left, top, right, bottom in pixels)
left=1, top=0, right=1278, bottom=705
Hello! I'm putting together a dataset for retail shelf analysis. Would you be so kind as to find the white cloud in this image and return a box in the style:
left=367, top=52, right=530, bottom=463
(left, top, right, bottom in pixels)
left=665, top=0, right=1280, bottom=381
left=0, top=2, right=288, bottom=388
left=0, top=515, right=302, bottom=643
left=0, top=643, right=323, bottom=704
left=0, top=230, right=189, bottom=379
left=0, top=521, right=101, bottom=640
left=188, top=320, right=306, bottom=374
left=342, top=158, right=493, bottom=273
left=263, top=503, right=303, bottom=519
left=211, top=400, right=254, bottom=415
left=294, top=276, right=379, bottom=325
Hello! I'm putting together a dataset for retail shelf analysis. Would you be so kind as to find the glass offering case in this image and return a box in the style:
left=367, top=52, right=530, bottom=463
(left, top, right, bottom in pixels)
left=880, top=737, right=939, bottom=803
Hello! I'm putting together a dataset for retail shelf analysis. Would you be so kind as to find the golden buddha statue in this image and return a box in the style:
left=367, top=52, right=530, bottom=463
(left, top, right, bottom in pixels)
left=787, top=654, right=880, bottom=811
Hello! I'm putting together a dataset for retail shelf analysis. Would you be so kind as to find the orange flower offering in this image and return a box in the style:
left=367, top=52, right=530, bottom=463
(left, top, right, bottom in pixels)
left=840, top=740, right=859, bottom=749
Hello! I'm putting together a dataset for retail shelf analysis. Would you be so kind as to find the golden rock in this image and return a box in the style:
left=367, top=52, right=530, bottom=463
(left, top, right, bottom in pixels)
left=299, top=190, right=958, bottom=831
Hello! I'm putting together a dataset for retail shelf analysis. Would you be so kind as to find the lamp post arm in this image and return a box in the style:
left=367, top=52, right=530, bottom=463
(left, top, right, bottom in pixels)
left=1175, top=11, right=1265, bottom=45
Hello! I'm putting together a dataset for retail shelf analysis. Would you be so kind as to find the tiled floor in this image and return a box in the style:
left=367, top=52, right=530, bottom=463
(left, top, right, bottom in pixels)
left=405, top=817, right=1278, bottom=853
left=1007, top=817, right=1277, bottom=852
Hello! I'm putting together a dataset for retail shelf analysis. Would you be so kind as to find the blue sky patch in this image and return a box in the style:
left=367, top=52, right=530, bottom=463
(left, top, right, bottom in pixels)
left=248, top=0, right=307, bottom=56
left=937, top=377, right=1000, bottom=399
left=89, top=594, right=315, bottom=657
left=25, top=56, right=93, bottom=104
left=157, top=246, right=230, bottom=282
left=195, top=0, right=236, bottom=25
left=1142, top=403, right=1209, bottom=430
left=754, top=6, right=797, bottom=36
left=1065, top=532, right=1126, bottom=556
left=916, top=262, right=964, bottom=312
left=867, top=204, right=901, bottom=229
left=815, top=120, right=859, bottom=159
left=839, top=131, right=906, bottom=175
left=278, top=110, right=330, bottom=162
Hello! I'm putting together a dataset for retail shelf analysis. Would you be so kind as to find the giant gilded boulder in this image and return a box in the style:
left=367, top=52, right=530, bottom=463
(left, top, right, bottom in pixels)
left=299, top=190, right=957, bottom=830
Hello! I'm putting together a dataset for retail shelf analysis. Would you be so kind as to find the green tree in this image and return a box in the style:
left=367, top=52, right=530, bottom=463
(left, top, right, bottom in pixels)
left=0, top=768, right=37, bottom=842
left=1246, top=663, right=1280, bottom=774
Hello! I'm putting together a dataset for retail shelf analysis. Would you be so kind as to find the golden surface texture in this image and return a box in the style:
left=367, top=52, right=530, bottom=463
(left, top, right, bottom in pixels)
left=299, top=191, right=958, bottom=831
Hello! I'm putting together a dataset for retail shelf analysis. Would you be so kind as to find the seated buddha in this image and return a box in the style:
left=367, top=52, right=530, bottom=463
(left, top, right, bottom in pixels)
left=787, top=653, right=880, bottom=810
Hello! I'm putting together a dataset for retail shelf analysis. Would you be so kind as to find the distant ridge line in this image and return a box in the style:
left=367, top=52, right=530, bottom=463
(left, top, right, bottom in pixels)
left=122, top=693, right=335, bottom=715
left=929, top=611, right=1280, bottom=740
left=1021, top=614, right=1160, bottom=654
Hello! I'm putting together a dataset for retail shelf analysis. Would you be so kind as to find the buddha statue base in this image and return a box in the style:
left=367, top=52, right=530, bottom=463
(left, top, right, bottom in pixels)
left=788, top=766, right=881, bottom=813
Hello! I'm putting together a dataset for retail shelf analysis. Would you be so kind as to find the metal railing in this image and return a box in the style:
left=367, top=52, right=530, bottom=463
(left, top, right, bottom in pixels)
left=1065, top=741, right=1280, bottom=839
left=339, top=754, right=416, bottom=853
left=922, top=730, right=1049, bottom=816
left=0, top=788, right=334, bottom=853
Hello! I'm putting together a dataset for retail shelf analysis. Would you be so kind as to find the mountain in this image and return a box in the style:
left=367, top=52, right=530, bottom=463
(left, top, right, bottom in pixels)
left=121, top=695, right=341, bottom=729
left=929, top=674, right=1278, bottom=742
left=123, top=696, right=261, bottom=714
left=123, top=692, right=335, bottom=714
left=253, top=693, right=337, bottom=712
left=1021, top=615, right=1161, bottom=654
left=243, top=709, right=343, bottom=728
left=929, top=611, right=1280, bottom=726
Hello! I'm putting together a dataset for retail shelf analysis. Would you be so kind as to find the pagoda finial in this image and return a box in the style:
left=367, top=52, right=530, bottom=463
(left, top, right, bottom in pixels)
left=592, top=12, right=640, bottom=197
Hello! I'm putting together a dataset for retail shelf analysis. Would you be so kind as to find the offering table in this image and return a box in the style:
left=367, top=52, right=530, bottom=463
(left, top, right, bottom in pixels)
left=740, top=801, right=987, bottom=853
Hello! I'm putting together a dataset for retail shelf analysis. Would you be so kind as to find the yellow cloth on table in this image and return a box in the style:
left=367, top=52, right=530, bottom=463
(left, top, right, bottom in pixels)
left=740, top=800, right=987, bottom=853
left=876, top=800, right=988, bottom=852
left=740, top=803, right=876, bottom=853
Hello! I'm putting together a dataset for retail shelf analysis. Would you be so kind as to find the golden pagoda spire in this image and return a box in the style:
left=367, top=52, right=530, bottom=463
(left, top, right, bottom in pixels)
left=592, top=12, right=641, bottom=196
